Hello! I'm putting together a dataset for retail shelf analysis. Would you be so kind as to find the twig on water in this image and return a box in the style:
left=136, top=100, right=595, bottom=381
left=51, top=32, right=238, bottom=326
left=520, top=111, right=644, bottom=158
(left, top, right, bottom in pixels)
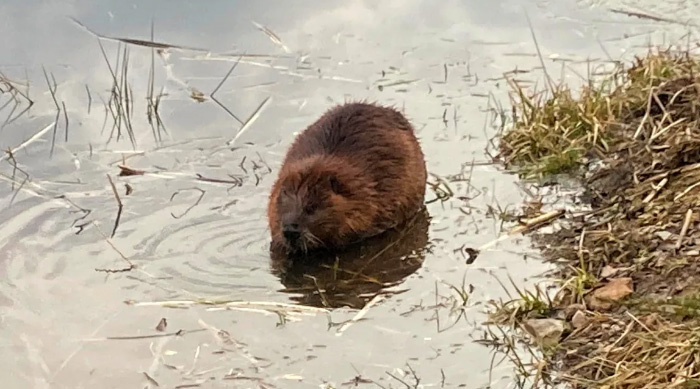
left=146, top=25, right=157, bottom=141
left=91, top=328, right=207, bottom=341
left=98, top=39, right=136, bottom=149
left=523, top=8, right=554, bottom=94
left=133, top=299, right=329, bottom=315
left=143, top=372, right=159, bottom=388
left=118, top=164, right=146, bottom=176
left=227, top=95, right=272, bottom=146
left=42, top=66, right=61, bottom=157
left=106, top=174, right=123, bottom=238
left=169, top=187, right=206, bottom=219
left=0, top=71, right=33, bottom=104
left=239, top=156, right=248, bottom=174
left=54, top=194, right=93, bottom=233
left=211, top=57, right=244, bottom=125
left=5, top=148, right=27, bottom=190
left=4, top=149, right=32, bottom=206
left=0, top=71, right=33, bottom=126
left=0, top=95, right=14, bottom=117
left=93, top=222, right=135, bottom=272
left=195, top=173, right=244, bottom=186
left=385, top=364, right=420, bottom=389
left=100, top=40, right=123, bottom=144
left=252, top=21, right=291, bottom=53
left=61, top=101, right=69, bottom=142
left=255, top=151, right=272, bottom=173
left=335, top=294, right=384, bottom=336
left=146, top=19, right=167, bottom=144
left=475, top=209, right=565, bottom=254
left=425, top=173, right=454, bottom=204
left=8, top=176, right=28, bottom=206
left=406, top=364, right=420, bottom=388
left=1, top=122, right=55, bottom=166
left=69, top=16, right=211, bottom=52
left=609, top=8, right=695, bottom=26
left=85, top=84, right=92, bottom=114
left=120, top=46, right=136, bottom=144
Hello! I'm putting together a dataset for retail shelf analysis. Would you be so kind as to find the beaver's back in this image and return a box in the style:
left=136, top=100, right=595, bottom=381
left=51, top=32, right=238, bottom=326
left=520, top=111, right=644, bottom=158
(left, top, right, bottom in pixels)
left=282, top=102, right=427, bottom=230
left=283, top=102, right=426, bottom=191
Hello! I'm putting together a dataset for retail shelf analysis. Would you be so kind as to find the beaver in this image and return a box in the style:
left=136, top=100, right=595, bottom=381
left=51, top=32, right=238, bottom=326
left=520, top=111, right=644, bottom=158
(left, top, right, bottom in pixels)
left=267, top=101, right=427, bottom=255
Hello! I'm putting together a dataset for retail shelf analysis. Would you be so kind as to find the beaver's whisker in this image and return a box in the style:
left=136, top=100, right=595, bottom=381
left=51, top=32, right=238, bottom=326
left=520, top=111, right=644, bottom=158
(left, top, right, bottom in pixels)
left=344, top=221, right=359, bottom=235
left=307, top=231, right=327, bottom=249
left=305, top=231, right=322, bottom=245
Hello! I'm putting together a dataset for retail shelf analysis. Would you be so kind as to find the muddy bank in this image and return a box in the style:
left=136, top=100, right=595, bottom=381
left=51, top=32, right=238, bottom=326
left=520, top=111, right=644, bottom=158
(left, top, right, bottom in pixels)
left=493, top=46, right=700, bottom=388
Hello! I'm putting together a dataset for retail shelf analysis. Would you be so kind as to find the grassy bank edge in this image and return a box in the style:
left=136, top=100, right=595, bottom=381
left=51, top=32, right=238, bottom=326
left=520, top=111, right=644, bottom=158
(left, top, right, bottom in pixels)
left=485, top=45, right=700, bottom=388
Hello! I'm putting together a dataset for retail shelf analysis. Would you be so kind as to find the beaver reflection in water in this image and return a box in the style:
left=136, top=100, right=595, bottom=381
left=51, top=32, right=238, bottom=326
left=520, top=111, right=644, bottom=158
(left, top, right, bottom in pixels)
left=270, top=207, right=432, bottom=308
left=267, top=102, right=427, bottom=255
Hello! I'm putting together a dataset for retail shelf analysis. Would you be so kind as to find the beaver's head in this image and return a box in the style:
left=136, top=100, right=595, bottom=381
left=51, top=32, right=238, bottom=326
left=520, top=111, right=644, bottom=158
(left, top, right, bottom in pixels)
left=270, top=156, right=377, bottom=253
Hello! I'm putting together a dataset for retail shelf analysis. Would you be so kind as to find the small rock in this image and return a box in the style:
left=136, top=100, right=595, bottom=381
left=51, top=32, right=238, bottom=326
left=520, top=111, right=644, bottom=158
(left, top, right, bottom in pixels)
left=586, top=278, right=634, bottom=311
left=641, top=313, right=660, bottom=329
left=155, top=317, right=167, bottom=332
left=655, top=230, right=673, bottom=241
left=571, top=310, right=588, bottom=329
left=564, top=303, right=586, bottom=319
left=522, top=318, right=566, bottom=347
left=600, top=265, right=619, bottom=279
left=554, top=309, right=567, bottom=320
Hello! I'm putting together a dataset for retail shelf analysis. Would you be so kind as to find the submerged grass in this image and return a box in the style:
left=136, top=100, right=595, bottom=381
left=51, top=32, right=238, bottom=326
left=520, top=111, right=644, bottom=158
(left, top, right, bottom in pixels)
left=489, top=46, right=700, bottom=388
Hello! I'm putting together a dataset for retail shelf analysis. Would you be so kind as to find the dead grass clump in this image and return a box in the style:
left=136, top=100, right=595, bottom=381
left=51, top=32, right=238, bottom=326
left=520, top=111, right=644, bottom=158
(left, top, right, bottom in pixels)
left=499, top=47, right=700, bottom=178
left=560, top=314, right=700, bottom=388
left=500, top=81, right=612, bottom=177
left=490, top=46, right=700, bottom=388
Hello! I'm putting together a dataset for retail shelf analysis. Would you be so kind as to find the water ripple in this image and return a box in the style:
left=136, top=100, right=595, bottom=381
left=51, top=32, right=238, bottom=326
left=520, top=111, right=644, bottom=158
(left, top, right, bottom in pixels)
left=130, top=205, right=276, bottom=297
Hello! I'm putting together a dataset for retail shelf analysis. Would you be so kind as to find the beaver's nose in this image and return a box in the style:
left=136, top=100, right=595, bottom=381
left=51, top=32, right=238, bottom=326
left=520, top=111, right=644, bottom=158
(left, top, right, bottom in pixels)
left=282, top=223, right=301, bottom=242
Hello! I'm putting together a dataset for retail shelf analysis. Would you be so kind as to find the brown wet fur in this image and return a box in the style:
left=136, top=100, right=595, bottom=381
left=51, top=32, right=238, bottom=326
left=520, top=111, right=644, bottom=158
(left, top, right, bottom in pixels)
left=267, top=101, right=427, bottom=256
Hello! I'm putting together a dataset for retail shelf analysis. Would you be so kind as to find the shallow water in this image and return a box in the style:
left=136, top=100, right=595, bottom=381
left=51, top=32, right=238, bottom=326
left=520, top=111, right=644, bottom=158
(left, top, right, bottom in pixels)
left=0, top=1, right=692, bottom=388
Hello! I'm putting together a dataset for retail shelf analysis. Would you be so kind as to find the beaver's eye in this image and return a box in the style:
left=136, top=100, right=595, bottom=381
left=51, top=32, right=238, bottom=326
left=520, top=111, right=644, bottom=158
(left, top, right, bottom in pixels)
left=281, top=187, right=295, bottom=198
left=303, top=203, right=316, bottom=214
left=329, top=176, right=341, bottom=195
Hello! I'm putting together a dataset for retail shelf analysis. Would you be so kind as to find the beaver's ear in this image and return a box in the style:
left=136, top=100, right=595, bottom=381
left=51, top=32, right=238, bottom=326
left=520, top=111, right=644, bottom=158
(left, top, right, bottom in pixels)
left=329, top=175, right=342, bottom=194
